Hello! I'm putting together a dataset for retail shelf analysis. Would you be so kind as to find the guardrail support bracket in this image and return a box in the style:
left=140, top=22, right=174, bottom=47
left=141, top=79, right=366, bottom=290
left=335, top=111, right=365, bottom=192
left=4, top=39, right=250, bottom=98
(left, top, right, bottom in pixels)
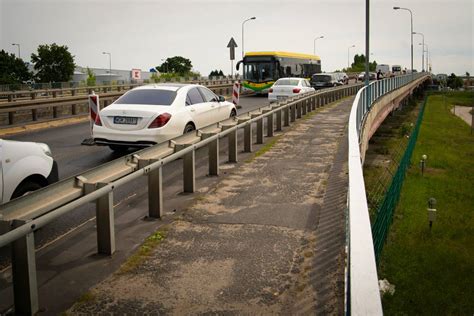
left=95, top=182, right=115, bottom=255
left=208, top=138, right=219, bottom=176
left=276, top=109, right=282, bottom=131
left=267, top=113, right=274, bottom=137
left=284, top=106, right=290, bottom=126
left=183, top=149, right=196, bottom=193
left=9, top=219, right=39, bottom=315
left=256, top=118, right=264, bottom=144
left=290, top=104, right=296, bottom=122
left=244, top=124, right=252, bottom=152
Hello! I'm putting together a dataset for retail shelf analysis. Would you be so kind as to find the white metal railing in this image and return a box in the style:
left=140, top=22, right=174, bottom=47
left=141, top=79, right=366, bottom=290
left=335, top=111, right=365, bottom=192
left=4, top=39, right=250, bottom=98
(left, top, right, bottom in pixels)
left=347, top=73, right=429, bottom=315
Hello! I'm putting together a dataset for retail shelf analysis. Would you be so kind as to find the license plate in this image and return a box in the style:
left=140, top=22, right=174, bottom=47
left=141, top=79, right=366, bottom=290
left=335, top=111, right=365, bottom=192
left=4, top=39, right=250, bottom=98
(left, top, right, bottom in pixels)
left=114, top=116, right=138, bottom=125
left=277, top=96, right=287, bottom=100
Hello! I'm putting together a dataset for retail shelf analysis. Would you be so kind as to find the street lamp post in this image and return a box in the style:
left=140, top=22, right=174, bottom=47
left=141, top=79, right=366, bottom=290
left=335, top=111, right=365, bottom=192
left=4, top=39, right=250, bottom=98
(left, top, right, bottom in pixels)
left=413, top=31, right=425, bottom=71
left=313, top=36, right=324, bottom=55
left=347, top=44, right=355, bottom=69
left=394, top=6, right=414, bottom=77
left=241, top=17, right=256, bottom=59
left=161, top=58, right=168, bottom=73
left=11, top=43, right=20, bottom=58
left=426, top=44, right=430, bottom=72
left=102, top=52, right=112, bottom=79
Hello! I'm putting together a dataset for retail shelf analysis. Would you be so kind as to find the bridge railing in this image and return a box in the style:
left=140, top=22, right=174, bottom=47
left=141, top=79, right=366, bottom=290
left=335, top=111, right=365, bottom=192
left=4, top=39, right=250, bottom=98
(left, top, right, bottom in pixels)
left=347, top=73, right=429, bottom=315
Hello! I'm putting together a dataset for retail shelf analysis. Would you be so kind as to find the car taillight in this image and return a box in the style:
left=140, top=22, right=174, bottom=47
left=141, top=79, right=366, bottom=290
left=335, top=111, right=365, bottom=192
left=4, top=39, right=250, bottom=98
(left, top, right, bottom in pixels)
left=94, top=114, right=102, bottom=126
left=269, top=88, right=273, bottom=93
left=148, top=113, right=172, bottom=128
left=293, top=88, right=301, bottom=93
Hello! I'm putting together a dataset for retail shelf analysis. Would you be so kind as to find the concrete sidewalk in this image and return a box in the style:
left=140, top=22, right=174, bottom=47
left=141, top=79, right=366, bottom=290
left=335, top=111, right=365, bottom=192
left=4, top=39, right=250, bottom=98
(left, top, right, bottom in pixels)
left=68, top=97, right=353, bottom=315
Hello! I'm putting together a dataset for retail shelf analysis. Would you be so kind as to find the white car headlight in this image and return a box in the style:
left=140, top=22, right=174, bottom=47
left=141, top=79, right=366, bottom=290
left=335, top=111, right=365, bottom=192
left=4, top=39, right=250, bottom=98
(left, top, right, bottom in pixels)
left=38, top=143, right=52, bottom=157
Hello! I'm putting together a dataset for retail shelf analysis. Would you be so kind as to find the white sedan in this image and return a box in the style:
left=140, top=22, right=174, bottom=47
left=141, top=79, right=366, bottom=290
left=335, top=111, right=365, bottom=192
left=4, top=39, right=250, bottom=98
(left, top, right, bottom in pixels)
left=1, top=139, right=58, bottom=203
left=268, top=78, right=315, bottom=103
left=93, top=84, right=237, bottom=151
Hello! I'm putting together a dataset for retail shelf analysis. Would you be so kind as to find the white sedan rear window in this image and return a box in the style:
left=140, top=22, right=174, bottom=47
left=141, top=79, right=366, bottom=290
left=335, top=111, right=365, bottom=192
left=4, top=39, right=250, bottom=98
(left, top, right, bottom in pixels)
left=115, top=89, right=176, bottom=105
left=274, top=79, right=299, bottom=86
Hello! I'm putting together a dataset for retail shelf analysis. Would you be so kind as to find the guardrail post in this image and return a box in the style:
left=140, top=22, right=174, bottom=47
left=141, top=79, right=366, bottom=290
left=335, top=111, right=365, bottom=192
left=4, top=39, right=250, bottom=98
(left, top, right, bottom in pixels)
left=244, top=123, right=252, bottom=152
left=8, top=112, right=14, bottom=125
left=137, top=158, right=164, bottom=219
left=284, top=105, right=290, bottom=126
left=183, top=149, right=195, bottom=193
left=95, top=183, right=115, bottom=255
left=256, top=117, right=264, bottom=144
left=267, top=113, right=274, bottom=137
left=302, top=100, right=307, bottom=115
left=148, top=165, right=163, bottom=218
left=53, top=106, right=58, bottom=118
left=208, top=137, right=219, bottom=176
left=296, top=102, right=302, bottom=118
left=72, top=104, right=77, bottom=115
left=7, top=219, right=39, bottom=315
left=276, top=108, right=282, bottom=131
left=290, top=104, right=296, bottom=122
left=224, top=126, right=238, bottom=163
left=32, top=109, right=38, bottom=121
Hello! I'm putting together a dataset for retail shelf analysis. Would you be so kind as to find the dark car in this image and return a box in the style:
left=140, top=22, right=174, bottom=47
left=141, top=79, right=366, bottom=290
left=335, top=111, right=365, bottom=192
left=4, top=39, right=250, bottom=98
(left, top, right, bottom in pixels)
left=358, top=72, right=377, bottom=81
left=310, top=73, right=341, bottom=89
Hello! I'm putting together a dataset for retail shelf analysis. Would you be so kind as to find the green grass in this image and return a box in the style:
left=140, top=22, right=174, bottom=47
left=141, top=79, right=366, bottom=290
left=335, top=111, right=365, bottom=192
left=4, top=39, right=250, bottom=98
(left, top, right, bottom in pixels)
left=118, top=230, right=166, bottom=274
left=379, top=93, right=474, bottom=315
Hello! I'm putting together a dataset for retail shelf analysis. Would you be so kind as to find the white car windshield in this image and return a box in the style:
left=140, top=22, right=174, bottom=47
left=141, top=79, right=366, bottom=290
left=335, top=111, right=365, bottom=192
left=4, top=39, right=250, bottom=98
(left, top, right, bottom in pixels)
left=115, top=89, right=177, bottom=105
left=275, top=79, right=299, bottom=86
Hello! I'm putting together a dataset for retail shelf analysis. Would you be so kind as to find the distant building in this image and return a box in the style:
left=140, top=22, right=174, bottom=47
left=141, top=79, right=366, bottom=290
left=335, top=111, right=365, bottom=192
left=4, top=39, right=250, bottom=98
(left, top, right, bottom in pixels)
left=75, top=66, right=154, bottom=84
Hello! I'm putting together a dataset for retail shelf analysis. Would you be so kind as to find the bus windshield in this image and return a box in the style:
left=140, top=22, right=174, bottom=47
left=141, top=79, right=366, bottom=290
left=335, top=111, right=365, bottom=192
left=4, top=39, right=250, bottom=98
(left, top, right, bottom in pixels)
left=244, top=62, right=275, bottom=82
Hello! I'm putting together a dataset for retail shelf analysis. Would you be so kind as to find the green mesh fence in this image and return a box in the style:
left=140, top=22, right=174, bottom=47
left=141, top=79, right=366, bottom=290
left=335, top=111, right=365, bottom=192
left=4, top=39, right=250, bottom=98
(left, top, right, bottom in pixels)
left=371, top=95, right=427, bottom=262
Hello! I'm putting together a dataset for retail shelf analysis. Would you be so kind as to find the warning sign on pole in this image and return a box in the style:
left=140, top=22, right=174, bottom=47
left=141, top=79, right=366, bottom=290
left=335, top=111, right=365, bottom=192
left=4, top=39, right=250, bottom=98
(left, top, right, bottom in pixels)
left=232, top=81, right=240, bottom=108
left=88, top=91, right=100, bottom=135
left=82, top=92, right=100, bottom=146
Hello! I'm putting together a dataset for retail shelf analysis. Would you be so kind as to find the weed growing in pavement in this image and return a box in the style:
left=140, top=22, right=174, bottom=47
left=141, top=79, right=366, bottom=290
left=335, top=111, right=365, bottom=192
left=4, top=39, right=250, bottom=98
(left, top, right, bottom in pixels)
left=118, top=230, right=167, bottom=275
left=245, top=136, right=281, bottom=163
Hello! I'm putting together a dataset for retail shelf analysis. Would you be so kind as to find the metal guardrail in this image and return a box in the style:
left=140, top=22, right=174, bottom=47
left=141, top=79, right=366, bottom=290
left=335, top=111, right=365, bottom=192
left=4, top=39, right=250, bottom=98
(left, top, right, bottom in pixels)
left=0, top=77, right=238, bottom=95
left=347, top=73, right=430, bottom=315
left=0, top=83, right=361, bottom=315
left=0, top=83, right=237, bottom=127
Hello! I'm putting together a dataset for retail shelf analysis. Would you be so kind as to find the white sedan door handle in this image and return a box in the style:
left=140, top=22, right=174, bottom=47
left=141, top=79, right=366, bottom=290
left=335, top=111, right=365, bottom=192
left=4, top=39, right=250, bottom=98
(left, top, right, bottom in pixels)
left=190, top=108, right=196, bottom=112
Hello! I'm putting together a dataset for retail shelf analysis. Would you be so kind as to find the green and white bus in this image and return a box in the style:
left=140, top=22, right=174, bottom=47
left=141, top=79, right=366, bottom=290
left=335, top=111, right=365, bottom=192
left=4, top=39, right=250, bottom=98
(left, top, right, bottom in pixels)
left=236, top=51, right=321, bottom=94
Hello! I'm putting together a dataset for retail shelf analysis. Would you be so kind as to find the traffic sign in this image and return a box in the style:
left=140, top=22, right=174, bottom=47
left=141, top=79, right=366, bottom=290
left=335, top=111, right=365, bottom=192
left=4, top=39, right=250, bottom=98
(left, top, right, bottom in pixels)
left=227, top=37, right=238, bottom=61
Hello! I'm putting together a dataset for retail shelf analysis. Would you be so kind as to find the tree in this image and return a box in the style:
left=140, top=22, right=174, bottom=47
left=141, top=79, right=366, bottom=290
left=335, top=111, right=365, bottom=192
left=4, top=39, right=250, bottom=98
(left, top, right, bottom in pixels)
left=86, top=67, right=96, bottom=86
left=0, top=50, right=32, bottom=84
left=347, top=54, right=377, bottom=72
left=31, top=43, right=75, bottom=83
left=447, top=73, right=463, bottom=90
left=209, top=69, right=224, bottom=77
left=156, top=56, right=192, bottom=75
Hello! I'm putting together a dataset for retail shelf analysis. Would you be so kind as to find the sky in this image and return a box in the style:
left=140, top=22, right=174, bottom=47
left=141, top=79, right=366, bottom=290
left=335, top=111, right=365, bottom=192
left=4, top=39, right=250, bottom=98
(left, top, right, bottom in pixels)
left=0, top=0, right=473, bottom=76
